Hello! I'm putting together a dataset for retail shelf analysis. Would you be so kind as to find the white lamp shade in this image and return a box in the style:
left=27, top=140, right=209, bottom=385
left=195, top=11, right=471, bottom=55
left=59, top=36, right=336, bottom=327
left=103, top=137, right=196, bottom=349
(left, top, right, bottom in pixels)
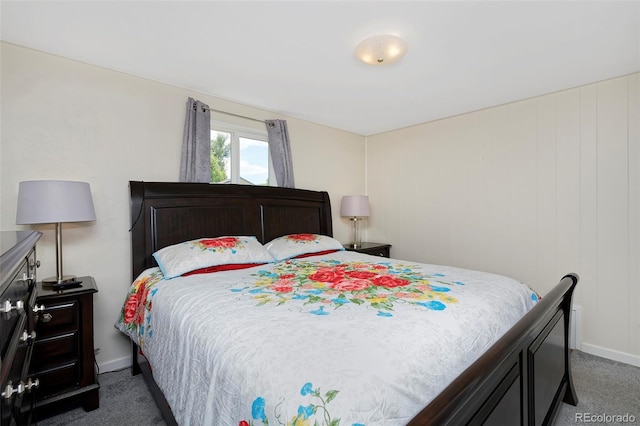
left=340, top=195, right=370, bottom=217
left=16, top=180, right=96, bottom=224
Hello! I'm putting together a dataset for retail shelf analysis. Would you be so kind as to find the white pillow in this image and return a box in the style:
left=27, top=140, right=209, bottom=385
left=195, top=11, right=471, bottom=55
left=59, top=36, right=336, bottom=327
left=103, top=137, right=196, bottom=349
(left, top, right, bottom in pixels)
left=153, top=236, right=274, bottom=279
left=265, top=234, right=344, bottom=261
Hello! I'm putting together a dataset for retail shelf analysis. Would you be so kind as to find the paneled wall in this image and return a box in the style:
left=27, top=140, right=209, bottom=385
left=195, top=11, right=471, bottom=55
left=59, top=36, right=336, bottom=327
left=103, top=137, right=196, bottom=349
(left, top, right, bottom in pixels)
left=366, top=73, right=640, bottom=365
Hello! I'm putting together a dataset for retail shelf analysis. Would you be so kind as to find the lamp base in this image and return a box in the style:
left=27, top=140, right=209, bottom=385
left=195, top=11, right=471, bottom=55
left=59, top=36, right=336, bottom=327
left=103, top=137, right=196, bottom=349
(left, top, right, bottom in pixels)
left=42, top=275, right=82, bottom=289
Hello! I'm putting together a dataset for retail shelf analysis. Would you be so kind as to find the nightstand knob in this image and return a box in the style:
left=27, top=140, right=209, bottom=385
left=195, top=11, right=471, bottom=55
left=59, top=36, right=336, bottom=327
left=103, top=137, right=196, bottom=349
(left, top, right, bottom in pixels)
left=33, top=304, right=46, bottom=313
left=20, top=330, right=36, bottom=342
left=41, top=313, right=52, bottom=323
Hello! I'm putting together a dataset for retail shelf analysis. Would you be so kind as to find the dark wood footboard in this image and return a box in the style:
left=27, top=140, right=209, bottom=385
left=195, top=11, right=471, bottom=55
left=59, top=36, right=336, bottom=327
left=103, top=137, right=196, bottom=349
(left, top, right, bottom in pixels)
left=132, top=345, right=178, bottom=426
left=408, top=273, right=579, bottom=426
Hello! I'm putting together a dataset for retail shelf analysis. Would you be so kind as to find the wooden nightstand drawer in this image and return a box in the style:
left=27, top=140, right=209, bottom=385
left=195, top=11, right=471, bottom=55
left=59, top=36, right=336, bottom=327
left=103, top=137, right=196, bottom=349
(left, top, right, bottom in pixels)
left=21, top=276, right=100, bottom=419
left=365, top=248, right=390, bottom=257
left=34, top=331, right=78, bottom=363
left=344, top=242, right=392, bottom=258
left=37, top=301, right=78, bottom=333
left=36, top=361, right=80, bottom=395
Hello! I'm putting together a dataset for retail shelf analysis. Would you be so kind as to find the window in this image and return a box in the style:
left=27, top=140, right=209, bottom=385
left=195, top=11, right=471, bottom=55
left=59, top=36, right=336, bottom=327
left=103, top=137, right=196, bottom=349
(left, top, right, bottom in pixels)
left=210, top=121, right=274, bottom=186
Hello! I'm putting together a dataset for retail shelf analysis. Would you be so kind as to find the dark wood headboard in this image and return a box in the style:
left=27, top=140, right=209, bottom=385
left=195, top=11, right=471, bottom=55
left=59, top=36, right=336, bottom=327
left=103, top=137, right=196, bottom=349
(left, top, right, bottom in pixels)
left=129, top=181, right=333, bottom=279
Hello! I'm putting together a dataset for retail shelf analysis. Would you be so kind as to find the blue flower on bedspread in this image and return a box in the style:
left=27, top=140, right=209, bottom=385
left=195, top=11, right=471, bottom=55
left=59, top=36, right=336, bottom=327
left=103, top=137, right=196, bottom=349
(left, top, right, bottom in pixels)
left=252, top=397, right=267, bottom=421
left=239, top=382, right=363, bottom=426
left=231, top=260, right=461, bottom=316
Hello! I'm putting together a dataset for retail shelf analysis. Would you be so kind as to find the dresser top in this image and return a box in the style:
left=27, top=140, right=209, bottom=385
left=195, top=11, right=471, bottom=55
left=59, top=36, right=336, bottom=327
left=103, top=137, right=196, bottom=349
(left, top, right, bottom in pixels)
left=1, top=230, right=41, bottom=286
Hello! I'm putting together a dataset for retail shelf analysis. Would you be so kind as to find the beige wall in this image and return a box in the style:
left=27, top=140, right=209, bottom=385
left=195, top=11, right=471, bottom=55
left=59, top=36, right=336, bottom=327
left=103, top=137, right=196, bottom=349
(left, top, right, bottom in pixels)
left=367, top=73, right=640, bottom=365
left=3, top=41, right=638, bottom=368
left=0, top=42, right=366, bottom=370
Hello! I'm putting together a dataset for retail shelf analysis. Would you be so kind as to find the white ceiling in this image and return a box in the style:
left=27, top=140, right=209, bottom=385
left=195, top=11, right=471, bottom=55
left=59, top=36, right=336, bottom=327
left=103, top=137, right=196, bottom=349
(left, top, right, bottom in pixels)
left=1, top=1, right=639, bottom=136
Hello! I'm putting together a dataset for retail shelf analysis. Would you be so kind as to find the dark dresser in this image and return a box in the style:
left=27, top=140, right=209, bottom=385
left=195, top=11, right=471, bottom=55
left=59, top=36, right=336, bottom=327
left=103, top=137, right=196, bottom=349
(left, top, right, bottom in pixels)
left=0, top=231, right=41, bottom=426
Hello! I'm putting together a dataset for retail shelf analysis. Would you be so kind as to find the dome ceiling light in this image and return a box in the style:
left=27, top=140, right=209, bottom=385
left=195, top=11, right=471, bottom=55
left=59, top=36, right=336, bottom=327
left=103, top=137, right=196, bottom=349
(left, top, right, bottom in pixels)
left=354, top=34, right=408, bottom=66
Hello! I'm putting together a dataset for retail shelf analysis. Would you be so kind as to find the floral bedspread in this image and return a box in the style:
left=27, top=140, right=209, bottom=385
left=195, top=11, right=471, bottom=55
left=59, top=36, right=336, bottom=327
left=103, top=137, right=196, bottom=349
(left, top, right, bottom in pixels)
left=115, top=251, right=539, bottom=426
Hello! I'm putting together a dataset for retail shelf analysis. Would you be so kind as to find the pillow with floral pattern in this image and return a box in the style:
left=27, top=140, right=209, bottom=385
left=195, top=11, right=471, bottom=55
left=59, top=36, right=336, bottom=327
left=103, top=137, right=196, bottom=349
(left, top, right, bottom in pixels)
left=265, top=234, right=344, bottom=261
left=153, top=236, right=275, bottom=279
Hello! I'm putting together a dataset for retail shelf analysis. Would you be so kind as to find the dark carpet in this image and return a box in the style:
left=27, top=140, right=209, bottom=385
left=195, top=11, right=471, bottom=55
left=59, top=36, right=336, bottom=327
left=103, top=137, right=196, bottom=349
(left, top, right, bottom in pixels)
left=32, top=367, right=165, bottom=426
left=556, top=350, right=639, bottom=425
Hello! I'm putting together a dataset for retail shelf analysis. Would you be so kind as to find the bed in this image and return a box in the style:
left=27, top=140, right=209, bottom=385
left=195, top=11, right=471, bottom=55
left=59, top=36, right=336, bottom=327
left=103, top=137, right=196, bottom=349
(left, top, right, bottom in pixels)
left=117, top=181, right=578, bottom=425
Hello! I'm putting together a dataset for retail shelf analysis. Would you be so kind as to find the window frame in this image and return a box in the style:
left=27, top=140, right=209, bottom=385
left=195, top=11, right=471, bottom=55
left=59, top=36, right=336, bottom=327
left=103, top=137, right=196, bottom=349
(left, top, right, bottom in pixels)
left=210, top=120, right=275, bottom=186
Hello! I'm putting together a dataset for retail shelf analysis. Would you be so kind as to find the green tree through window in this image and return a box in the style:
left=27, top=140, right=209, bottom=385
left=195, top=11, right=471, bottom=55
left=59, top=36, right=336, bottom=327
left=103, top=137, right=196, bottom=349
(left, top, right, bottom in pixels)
left=210, top=123, right=273, bottom=185
left=211, top=132, right=230, bottom=183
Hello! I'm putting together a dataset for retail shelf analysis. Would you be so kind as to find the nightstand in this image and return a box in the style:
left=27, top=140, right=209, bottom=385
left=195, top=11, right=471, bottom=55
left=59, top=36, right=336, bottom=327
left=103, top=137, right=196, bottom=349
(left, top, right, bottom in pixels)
left=24, top=276, right=99, bottom=419
left=343, top=242, right=391, bottom=258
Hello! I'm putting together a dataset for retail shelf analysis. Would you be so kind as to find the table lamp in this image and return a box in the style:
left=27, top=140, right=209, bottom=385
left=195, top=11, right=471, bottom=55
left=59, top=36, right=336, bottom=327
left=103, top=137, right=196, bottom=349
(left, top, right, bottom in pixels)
left=340, top=195, right=370, bottom=249
left=16, top=180, right=96, bottom=288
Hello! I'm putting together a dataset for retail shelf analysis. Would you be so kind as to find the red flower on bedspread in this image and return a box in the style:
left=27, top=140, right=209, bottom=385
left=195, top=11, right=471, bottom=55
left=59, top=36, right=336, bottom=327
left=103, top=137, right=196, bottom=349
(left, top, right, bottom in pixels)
left=124, top=293, right=138, bottom=323
left=272, top=280, right=294, bottom=293
left=232, top=259, right=461, bottom=317
left=345, top=270, right=377, bottom=280
left=371, top=275, right=410, bottom=288
left=329, top=278, right=370, bottom=291
left=117, top=269, right=164, bottom=349
left=308, top=269, right=345, bottom=283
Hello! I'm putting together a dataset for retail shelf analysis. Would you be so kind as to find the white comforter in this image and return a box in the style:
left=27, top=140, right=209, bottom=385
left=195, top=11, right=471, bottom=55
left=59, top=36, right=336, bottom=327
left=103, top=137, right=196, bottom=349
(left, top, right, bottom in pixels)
left=116, top=251, right=539, bottom=426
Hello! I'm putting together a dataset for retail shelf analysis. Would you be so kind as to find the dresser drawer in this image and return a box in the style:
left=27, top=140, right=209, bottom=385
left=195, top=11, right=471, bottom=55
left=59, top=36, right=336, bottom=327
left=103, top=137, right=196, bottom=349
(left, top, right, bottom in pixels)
left=2, top=314, right=29, bottom=382
left=0, top=231, right=41, bottom=426
left=1, top=316, right=35, bottom=424
left=1, top=258, right=31, bottom=357
left=1, top=247, right=38, bottom=426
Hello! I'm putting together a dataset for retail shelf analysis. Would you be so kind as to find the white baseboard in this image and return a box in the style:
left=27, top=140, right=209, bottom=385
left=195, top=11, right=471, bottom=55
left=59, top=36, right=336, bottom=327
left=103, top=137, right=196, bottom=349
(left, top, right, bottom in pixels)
left=98, top=355, right=132, bottom=373
left=580, top=343, right=640, bottom=367
left=569, top=304, right=640, bottom=367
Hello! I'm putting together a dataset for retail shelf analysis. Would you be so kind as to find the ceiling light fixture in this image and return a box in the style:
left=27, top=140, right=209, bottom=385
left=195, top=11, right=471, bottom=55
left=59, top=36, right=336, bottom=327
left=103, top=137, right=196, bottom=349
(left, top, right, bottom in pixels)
left=355, top=34, right=408, bottom=66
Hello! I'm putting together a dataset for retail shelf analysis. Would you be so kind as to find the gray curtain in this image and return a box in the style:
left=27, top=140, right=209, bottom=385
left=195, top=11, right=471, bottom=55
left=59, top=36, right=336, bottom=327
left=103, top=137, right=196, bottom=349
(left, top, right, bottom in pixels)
left=266, top=119, right=295, bottom=188
left=179, top=97, right=211, bottom=183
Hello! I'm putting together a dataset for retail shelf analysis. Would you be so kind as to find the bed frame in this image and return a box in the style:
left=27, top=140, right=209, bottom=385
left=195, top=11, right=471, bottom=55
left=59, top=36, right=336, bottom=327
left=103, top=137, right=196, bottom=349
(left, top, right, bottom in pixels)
left=128, top=181, right=578, bottom=426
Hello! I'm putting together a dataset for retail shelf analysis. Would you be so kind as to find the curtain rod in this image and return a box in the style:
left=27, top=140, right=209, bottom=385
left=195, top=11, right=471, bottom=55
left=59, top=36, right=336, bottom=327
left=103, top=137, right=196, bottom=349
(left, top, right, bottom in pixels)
left=195, top=105, right=269, bottom=125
